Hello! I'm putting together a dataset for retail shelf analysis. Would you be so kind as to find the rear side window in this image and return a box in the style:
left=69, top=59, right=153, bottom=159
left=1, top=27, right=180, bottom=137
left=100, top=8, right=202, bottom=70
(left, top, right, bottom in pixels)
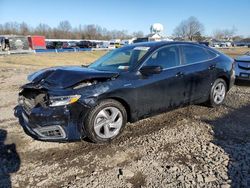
left=144, top=46, right=180, bottom=69
left=207, top=50, right=218, bottom=59
left=182, top=45, right=216, bottom=65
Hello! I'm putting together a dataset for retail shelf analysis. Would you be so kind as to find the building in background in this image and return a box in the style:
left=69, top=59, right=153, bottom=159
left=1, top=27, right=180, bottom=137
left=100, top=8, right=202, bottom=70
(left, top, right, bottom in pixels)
left=134, top=23, right=173, bottom=43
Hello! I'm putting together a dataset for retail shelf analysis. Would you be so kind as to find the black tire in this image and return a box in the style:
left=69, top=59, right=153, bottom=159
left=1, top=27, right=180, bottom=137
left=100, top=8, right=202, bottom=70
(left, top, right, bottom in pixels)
left=207, top=78, right=227, bottom=107
left=84, top=99, right=127, bottom=143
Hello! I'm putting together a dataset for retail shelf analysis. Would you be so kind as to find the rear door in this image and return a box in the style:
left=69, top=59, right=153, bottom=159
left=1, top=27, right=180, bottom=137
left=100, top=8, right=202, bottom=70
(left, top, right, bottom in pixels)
left=180, top=44, right=218, bottom=103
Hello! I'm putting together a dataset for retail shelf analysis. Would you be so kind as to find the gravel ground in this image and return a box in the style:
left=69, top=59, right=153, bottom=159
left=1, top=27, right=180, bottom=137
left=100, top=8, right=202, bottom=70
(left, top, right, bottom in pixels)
left=0, top=54, right=250, bottom=188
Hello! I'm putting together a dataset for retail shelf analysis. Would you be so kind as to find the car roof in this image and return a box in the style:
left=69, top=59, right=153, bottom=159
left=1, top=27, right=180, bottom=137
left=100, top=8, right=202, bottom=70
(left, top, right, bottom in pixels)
left=129, top=41, right=205, bottom=49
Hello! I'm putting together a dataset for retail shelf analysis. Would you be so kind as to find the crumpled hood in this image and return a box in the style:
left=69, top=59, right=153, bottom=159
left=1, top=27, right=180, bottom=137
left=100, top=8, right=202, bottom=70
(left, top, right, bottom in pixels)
left=28, top=66, right=119, bottom=89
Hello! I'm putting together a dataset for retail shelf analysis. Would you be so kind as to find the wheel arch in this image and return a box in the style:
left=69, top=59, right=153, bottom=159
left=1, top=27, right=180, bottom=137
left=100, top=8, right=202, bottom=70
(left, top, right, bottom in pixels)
left=102, top=97, right=132, bottom=123
left=217, top=75, right=230, bottom=91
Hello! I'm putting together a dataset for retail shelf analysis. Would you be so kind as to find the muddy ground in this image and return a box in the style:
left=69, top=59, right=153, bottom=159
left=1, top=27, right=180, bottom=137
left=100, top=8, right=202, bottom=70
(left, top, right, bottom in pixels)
left=0, top=49, right=250, bottom=188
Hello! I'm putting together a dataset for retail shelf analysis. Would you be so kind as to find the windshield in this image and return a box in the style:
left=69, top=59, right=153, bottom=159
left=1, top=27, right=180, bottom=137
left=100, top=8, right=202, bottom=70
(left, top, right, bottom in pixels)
left=89, top=46, right=150, bottom=71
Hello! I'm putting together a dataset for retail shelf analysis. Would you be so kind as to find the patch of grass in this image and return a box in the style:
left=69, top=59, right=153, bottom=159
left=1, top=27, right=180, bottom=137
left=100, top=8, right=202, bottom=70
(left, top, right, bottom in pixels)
left=218, top=47, right=249, bottom=58
left=0, top=51, right=107, bottom=69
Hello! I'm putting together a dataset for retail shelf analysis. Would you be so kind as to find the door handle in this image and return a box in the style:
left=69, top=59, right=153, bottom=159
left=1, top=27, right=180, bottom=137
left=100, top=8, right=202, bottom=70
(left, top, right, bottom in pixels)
left=208, top=64, right=216, bottom=70
left=176, top=72, right=184, bottom=77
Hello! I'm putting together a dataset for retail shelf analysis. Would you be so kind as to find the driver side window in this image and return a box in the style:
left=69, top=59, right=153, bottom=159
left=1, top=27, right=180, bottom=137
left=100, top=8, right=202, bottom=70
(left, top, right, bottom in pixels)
left=144, top=46, right=180, bottom=69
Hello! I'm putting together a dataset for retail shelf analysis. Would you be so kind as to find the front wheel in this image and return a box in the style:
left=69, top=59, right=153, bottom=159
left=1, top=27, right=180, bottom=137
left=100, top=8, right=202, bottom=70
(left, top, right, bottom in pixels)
left=208, top=78, right=227, bottom=107
left=84, top=99, right=127, bottom=143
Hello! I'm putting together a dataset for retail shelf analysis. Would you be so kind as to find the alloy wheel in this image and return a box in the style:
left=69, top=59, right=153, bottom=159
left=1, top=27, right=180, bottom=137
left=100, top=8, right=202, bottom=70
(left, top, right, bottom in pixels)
left=213, top=82, right=226, bottom=104
left=94, top=107, right=123, bottom=139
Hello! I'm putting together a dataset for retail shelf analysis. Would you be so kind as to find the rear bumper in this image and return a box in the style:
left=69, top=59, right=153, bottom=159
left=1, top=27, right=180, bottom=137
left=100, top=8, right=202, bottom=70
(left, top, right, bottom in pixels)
left=236, top=75, right=250, bottom=81
left=14, top=105, right=84, bottom=142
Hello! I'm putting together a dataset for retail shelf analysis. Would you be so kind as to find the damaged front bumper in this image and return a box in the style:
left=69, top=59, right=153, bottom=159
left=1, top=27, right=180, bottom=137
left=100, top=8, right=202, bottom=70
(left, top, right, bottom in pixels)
left=14, top=79, right=102, bottom=142
left=14, top=104, right=85, bottom=142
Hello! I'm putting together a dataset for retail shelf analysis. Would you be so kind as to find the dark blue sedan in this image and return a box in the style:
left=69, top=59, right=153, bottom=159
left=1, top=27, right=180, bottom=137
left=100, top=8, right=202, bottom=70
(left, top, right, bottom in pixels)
left=15, top=41, right=235, bottom=143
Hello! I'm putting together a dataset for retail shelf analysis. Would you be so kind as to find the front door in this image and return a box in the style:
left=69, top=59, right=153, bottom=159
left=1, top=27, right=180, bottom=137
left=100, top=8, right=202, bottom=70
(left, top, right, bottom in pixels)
left=132, top=45, right=188, bottom=118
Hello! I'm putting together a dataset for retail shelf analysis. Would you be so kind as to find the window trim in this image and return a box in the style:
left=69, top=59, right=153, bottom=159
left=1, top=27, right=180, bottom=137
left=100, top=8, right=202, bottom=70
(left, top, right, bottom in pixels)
left=138, top=44, right=219, bottom=71
left=139, top=44, right=181, bottom=70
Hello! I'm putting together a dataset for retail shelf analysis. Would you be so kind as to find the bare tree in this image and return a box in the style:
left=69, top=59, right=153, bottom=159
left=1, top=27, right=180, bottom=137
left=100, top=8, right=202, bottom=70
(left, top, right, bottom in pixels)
left=213, top=30, right=224, bottom=40
left=173, top=16, right=205, bottom=41
left=58, top=20, right=72, bottom=33
left=109, top=30, right=130, bottom=40
left=83, top=25, right=102, bottom=39
left=173, top=20, right=188, bottom=40
left=35, top=23, right=51, bottom=37
left=19, top=22, right=30, bottom=35
left=0, top=24, right=3, bottom=34
left=0, top=20, right=141, bottom=40
left=2, top=22, right=19, bottom=35
left=132, top=31, right=144, bottom=38
left=232, top=35, right=243, bottom=42
left=213, top=27, right=237, bottom=40
left=56, top=20, right=72, bottom=38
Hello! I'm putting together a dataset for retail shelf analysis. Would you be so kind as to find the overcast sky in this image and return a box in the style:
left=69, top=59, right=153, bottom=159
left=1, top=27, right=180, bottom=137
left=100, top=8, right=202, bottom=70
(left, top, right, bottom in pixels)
left=1, top=0, right=250, bottom=37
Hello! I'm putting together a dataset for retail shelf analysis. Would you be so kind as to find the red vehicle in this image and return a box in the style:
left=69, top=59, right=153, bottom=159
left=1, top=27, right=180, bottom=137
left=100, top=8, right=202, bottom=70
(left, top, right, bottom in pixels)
left=28, top=35, right=46, bottom=50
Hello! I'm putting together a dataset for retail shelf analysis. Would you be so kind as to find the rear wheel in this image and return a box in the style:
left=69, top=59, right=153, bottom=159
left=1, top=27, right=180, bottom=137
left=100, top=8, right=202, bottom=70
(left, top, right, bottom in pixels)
left=84, top=99, right=127, bottom=143
left=208, top=78, right=227, bottom=107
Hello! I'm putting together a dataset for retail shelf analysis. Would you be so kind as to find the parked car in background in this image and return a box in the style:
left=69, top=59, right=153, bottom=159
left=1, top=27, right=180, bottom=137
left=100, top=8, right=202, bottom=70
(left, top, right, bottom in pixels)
left=95, top=42, right=101, bottom=48
left=114, top=42, right=122, bottom=48
left=77, top=41, right=90, bottom=48
left=99, top=41, right=109, bottom=48
left=46, top=41, right=55, bottom=49
left=62, top=42, right=69, bottom=48
left=235, top=52, right=250, bottom=82
left=62, top=41, right=79, bottom=49
left=213, top=43, right=220, bottom=48
left=91, top=41, right=98, bottom=48
left=108, top=42, right=116, bottom=49
left=199, top=42, right=209, bottom=47
left=15, top=41, right=235, bottom=143
left=99, top=41, right=116, bottom=49
left=77, top=40, right=95, bottom=48
left=46, top=41, right=64, bottom=49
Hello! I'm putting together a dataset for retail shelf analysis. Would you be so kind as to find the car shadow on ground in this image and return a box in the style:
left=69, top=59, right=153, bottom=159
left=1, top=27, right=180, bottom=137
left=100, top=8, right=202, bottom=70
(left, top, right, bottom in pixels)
left=0, top=129, right=20, bottom=188
left=235, top=80, right=250, bottom=87
left=204, top=103, right=250, bottom=187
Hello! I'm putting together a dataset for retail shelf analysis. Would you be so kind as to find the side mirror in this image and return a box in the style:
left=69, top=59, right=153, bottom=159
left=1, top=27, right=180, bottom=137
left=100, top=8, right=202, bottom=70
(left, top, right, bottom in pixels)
left=139, top=65, right=163, bottom=75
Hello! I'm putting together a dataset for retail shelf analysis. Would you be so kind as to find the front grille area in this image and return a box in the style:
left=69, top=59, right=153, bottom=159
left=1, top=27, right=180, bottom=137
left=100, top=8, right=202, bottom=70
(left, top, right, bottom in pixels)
left=19, top=96, right=35, bottom=113
left=238, top=63, right=250, bottom=70
left=238, top=65, right=250, bottom=70
left=33, top=125, right=66, bottom=139
left=18, top=88, right=48, bottom=114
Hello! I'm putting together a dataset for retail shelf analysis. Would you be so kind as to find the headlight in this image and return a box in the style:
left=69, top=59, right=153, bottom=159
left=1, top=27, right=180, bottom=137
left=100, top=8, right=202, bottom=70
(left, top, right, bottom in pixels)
left=49, top=95, right=81, bottom=107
